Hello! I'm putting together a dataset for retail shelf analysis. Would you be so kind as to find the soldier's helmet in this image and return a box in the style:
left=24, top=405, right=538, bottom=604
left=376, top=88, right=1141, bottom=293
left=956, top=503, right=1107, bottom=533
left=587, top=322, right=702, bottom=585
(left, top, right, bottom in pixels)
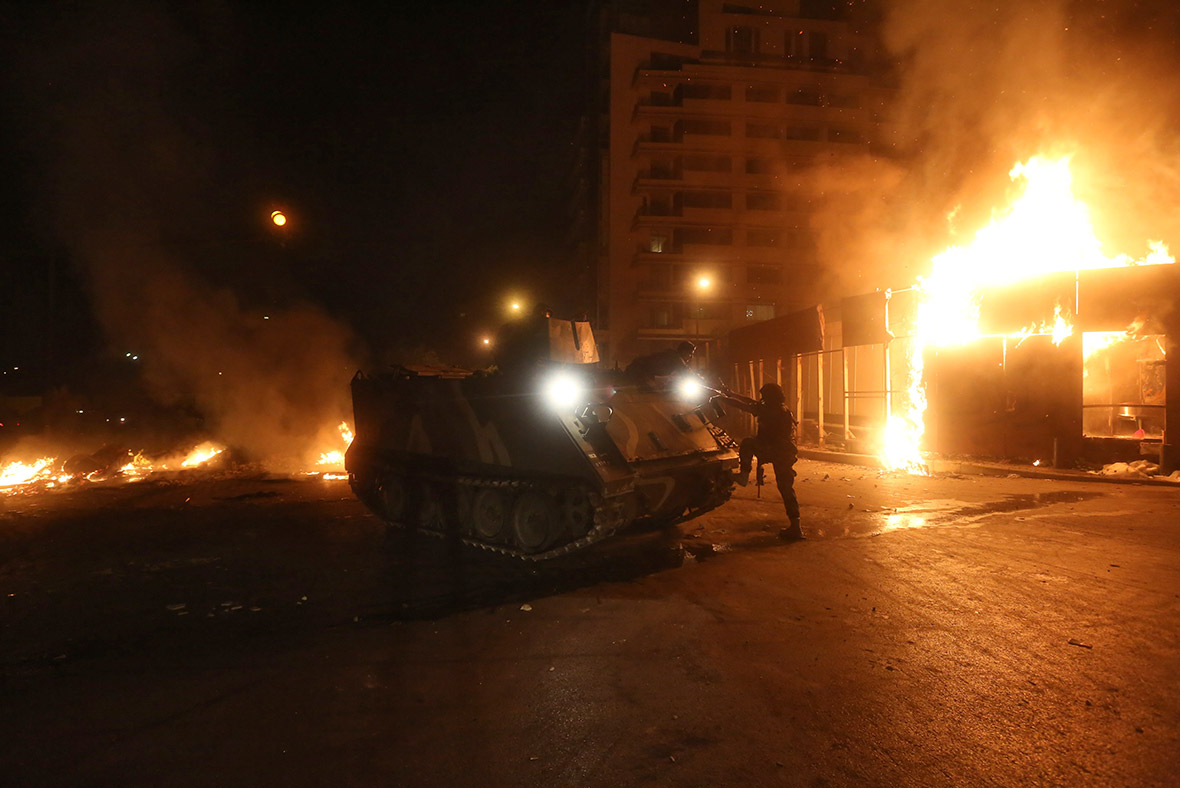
left=759, top=383, right=785, bottom=405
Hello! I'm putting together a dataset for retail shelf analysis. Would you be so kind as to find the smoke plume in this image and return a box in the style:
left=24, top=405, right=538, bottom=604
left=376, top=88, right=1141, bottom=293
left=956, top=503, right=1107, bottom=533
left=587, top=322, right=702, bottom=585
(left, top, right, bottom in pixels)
left=10, top=3, right=362, bottom=466
left=807, top=0, right=1180, bottom=299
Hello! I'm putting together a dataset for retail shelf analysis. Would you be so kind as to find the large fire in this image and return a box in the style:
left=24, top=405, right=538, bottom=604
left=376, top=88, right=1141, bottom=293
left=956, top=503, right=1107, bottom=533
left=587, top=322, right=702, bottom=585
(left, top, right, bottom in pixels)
left=0, top=442, right=229, bottom=495
left=1, top=420, right=355, bottom=494
left=0, top=458, right=58, bottom=489
left=883, top=155, right=1174, bottom=473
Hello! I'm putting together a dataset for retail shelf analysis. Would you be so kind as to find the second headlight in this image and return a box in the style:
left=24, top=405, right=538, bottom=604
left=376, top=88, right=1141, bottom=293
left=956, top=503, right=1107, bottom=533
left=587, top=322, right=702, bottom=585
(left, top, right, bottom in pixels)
left=541, top=371, right=588, bottom=412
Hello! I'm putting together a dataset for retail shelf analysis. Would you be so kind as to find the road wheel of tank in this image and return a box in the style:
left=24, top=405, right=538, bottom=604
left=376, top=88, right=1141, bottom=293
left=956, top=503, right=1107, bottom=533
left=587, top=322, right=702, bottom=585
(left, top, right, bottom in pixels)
left=378, top=474, right=409, bottom=524
left=417, top=482, right=446, bottom=532
left=455, top=484, right=475, bottom=533
left=512, top=491, right=560, bottom=553
left=560, top=488, right=595, bottom=538
left=471, top=487, right=511, bottom=542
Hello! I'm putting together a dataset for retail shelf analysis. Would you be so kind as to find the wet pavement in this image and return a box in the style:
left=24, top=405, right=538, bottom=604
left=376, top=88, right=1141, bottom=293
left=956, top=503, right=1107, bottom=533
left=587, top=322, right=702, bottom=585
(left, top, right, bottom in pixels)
left=1, top=460, right=1178, bottom=786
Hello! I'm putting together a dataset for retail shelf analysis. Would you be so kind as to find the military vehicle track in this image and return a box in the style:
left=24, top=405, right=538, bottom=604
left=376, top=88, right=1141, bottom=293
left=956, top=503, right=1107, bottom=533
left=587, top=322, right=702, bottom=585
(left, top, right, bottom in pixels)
left=354, top=465, right=733, bottom=561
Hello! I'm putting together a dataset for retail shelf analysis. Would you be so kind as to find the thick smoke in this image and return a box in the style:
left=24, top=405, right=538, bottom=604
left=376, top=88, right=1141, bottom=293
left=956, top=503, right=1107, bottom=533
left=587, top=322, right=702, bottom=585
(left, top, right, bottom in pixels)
left=11, top=3, right=362, bottom=466
left=806, top=0, right=1180, bottom=299
left=81, top=241, right=359, bottom=465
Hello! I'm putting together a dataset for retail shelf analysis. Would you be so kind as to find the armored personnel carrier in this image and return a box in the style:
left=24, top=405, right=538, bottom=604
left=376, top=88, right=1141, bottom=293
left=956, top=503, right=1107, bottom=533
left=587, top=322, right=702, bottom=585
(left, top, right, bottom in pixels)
left=346, top=317, right=739, bottom=560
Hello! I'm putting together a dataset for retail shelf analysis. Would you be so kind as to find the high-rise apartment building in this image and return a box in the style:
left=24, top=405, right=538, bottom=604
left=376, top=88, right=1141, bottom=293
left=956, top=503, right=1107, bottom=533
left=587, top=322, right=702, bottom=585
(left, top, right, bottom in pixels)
left=583, top=0, right=884, bottom=367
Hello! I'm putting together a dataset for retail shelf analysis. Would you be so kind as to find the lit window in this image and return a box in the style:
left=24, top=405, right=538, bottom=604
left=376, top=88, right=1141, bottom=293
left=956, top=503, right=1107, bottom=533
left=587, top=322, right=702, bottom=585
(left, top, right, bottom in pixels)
left=1082, top=332, right=1166, bottom=438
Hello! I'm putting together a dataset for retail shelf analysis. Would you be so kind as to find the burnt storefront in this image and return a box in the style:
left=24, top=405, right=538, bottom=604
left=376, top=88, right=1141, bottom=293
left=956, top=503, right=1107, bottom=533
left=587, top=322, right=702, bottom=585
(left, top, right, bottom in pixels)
left=724, top=264, right=1180, bottom=473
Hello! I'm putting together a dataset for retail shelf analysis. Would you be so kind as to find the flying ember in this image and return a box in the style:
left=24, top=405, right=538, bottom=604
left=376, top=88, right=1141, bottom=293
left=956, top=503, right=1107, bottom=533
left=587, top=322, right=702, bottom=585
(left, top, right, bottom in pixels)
left=882, top=155, right=1175, bottom=474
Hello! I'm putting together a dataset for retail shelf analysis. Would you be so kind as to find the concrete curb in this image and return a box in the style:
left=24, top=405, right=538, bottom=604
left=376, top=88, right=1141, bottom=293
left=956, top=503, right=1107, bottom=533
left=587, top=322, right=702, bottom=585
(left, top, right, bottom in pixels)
left=797, top=448, right=1180, bottom=488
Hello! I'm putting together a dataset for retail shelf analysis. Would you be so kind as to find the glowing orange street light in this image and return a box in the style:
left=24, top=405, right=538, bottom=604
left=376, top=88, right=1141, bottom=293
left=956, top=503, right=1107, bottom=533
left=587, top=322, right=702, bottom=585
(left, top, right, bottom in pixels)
left=481, top=336, right=492, bottom=347
left=697, top=275, right=712, bottom=291
left=504, top=295, right=528, bottom=319
left=270, top=210, right=288, bottom=227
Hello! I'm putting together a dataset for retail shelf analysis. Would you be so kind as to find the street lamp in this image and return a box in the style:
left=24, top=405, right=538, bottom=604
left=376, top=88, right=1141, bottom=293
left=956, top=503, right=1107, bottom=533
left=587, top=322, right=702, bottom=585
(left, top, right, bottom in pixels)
left=504, top=295, right=529, bottom=320
left=270, top=210, right=288, bottom=227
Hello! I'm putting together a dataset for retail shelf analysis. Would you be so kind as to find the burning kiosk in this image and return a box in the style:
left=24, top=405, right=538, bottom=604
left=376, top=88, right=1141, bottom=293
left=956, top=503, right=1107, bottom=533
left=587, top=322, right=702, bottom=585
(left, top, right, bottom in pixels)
left=724, top=265, right=1180, bottom=474
left=723, top=155, right=1179, bottom=474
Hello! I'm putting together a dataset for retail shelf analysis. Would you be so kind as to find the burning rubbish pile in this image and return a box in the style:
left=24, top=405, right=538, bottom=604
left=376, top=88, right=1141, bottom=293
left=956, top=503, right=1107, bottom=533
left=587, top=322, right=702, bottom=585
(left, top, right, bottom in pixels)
left=310, top=421, right=353, bottom=481
left=0, top=421, right=353, bottom=495
left=0, top=442, right=228, bottom=494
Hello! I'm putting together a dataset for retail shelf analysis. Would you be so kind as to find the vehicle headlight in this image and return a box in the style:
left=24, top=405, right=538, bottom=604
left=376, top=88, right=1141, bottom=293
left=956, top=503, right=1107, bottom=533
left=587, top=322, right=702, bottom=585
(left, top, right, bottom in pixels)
left=677, top=376, right=704, bottom=400
left=542, top=371, right=587, bottom=412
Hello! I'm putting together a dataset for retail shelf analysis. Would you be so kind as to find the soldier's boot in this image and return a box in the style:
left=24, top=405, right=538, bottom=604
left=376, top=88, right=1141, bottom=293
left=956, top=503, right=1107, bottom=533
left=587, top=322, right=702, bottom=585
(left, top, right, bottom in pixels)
left=778, top=517, right=805, bottom=541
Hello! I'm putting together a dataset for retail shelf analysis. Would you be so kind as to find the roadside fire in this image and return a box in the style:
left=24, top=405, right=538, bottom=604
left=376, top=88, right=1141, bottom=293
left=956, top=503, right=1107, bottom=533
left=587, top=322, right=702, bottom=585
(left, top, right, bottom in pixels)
left=883, top=155, right=1174, bottom=474
left=1, top=416, right=356, bottom=495
left=0, top=458, right=59, bottom=491
left=310, top=421, right=353, bottom=480
left=180, top=442, right=225, bottom=468
left=1, top=440, right=228, bottom=496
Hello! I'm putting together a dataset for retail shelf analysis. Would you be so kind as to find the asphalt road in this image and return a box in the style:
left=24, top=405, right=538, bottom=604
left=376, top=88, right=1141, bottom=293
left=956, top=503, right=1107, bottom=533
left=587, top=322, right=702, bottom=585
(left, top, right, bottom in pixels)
left=1, top=461, right=1178, bottom=787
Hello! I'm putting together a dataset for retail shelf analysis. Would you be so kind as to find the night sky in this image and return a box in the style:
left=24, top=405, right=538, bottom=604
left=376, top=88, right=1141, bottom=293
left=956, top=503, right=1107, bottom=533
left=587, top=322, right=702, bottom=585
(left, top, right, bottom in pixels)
left=6, top=0, right=1180, bottom=439
left=0, top=1, right=589, bottom=392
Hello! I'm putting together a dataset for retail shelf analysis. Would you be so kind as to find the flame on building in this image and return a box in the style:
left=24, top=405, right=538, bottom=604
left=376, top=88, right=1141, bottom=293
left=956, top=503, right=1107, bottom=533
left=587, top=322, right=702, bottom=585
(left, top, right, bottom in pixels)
left=883, top=155, right=1174, bottom=474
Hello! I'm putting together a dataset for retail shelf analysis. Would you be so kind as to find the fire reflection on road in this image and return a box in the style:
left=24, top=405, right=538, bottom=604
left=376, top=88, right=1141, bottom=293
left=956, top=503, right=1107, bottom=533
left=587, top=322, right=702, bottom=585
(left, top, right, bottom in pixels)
left=815, top=491, right=1100, bottom=540
left=880, top=509, right=929, bottom=533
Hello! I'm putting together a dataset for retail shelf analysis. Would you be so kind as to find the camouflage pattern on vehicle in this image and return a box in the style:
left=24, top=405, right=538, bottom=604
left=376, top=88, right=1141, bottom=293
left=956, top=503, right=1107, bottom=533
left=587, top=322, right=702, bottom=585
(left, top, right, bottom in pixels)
left=346, top=318, right=739, bottom=559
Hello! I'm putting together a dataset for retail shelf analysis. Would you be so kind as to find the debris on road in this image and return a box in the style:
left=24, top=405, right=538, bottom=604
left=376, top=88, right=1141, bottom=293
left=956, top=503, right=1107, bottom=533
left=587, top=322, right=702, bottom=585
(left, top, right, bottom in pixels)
left=1095, top=460, right=1158, bottom=479
left=1068, top=638, right=1094, bottom=649
left=1091, top=460, right=1180, bottom=482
